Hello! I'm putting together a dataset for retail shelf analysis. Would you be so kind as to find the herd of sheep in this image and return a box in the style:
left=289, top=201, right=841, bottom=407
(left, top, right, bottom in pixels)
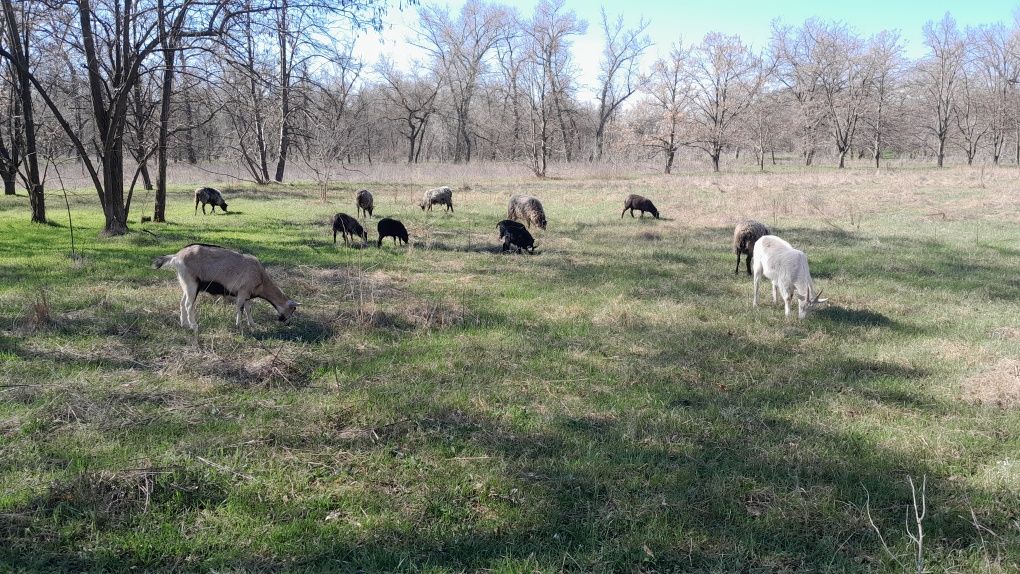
left=152, top=185, right=827, bottom=332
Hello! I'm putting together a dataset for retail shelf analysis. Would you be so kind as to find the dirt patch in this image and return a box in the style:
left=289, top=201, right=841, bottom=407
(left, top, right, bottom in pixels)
left=962, top=358, right=1020, bottom=408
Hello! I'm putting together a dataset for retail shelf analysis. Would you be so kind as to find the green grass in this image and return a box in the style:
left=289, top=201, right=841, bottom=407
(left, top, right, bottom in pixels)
left=1, top=169, right=1019, bottom=572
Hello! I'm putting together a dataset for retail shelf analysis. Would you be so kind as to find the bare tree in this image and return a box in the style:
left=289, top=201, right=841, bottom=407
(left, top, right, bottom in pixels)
left=378, top=58, right=439, bottom=164
left=640, top=43, right=692, bottom=173
left=862, top=30, right=904, bottom=168
left=0, top=0, right=44, bottom=222
left=688, top=32, right=770, bottom=172
left=592, top=8, right=650, bottom=161
left=416, top=0, right=510, bottom=163
left=918, top=13, right=966, bottom=167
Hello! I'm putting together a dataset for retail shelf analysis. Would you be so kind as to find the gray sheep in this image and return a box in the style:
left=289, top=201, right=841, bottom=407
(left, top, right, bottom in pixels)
left=507, top=194, right=547, bottom=229
left=732, top=219, right=771, bottom=276
left=622, top=194, right=659, bottom=219
left=419, top=186, right=454, bottom=212
left=194, top=187, right=228, bottom=214
left=356, top=189, right=374, bottom=218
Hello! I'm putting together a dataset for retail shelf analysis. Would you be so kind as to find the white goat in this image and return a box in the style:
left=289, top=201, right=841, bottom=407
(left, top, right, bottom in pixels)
left=752, top=235, right=827, bottom=320
left=152, top=244, right=299, bottom=331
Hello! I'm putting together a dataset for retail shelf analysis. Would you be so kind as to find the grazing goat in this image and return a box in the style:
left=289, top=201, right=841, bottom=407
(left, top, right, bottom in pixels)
left=419, top=186, right=454, bottom=212
left=356, top=189, right=374, bottom=218
left=194, top=187, right=228, bottom=214
left=732, top=219, right=770, bottom=276
left=497, top=219, right=535, bottom=254
left=152, top=244, right=299, bottom=332
left=752, top=235, right=827, bottom=320
left=332, top=212, right=368, bottom=246
left=507, top=194, right=547, bottom=229
left=622, top=194, right=659, bottom=219
left=377, top=218, right=409, bottom=247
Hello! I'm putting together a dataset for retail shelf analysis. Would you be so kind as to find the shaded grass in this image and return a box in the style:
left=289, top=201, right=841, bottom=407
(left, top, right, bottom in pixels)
left=1, top=169, right=1019, bottom=572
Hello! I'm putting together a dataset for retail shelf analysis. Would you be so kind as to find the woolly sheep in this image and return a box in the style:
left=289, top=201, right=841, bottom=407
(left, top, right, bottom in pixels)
left=194, top=187, right=228, bottom=214
left=752, top=235, right=827, bottom=320
left=377, top=217, right=409, bottom=248
left=356, top=189, right=374, bottom=218
left=732, top=219, right=770, bottom=276
left=332, top=213, right=368, bottom=246
left=419, top=186, right=454, bottom=212
left=507, top=194, right=547, bottom=229
left=152, top=244, right=299, bottom=332
left=497, top=219, right=535, bottom=254
left=622, top=194, right=659, bottom=219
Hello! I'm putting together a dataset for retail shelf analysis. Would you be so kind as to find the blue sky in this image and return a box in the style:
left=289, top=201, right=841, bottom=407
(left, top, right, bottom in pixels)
left=353, top=0, right=1020, bottom=97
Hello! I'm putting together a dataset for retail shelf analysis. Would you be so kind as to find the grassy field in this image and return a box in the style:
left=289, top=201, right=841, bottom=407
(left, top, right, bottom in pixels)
left=1, top=165, right=1019, bottom=572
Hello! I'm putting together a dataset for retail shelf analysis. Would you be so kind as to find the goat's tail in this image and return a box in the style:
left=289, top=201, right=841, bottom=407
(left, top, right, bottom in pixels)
left=151, top=254, right=175, bottom=269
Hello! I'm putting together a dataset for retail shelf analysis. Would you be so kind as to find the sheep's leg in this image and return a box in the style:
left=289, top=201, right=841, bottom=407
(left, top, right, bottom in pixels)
left=745, top=254, right=753, bottom=276
left=333, top=228, right=337, bottom=245
left=194, top=197, right=199, bottom=215
left=621, top=207, right=627, bottom=218
left=734, top=253, right=742, bottom=275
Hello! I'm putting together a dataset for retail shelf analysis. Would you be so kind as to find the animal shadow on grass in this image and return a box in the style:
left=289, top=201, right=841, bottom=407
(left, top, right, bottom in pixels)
left=427, top=241, right=507, bottom=254
left=815, top=305, right=894, bottom=327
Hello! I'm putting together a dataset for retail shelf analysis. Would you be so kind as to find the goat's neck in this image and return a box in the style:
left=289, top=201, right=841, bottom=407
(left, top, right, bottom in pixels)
left=254, top=278, right=290, bottom=312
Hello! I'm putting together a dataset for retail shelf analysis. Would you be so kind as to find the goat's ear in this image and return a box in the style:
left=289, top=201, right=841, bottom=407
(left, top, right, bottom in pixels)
left=816, top=298, right=828, bottom=304
left=287, top=300, right=300, bottom=308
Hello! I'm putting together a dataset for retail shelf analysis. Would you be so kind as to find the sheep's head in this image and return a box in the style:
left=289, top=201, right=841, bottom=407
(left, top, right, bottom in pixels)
left=360, top=230, right=368, bottom=242
left=278, top=300, right=300, bottom=322
left=797, top=290, right=828, bottom=320
left=220, top=202, right=229, bottom=212
left=650, top=206, right=659, bottom=219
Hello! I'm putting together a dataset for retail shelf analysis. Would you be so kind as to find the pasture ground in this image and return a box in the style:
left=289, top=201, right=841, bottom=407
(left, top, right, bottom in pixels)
left=1, top=165, right=1019, bottom=572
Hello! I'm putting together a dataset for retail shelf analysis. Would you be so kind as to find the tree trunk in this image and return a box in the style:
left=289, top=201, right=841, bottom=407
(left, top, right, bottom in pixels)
left=102, top=141, right=128, bottom=235
left=936, top=136, right=946, bottom=168
left=665, top=149, right=675, bottom=174
left=154, top=41, right=175, bottom=223
left=2, top=170, right=14, bottom=195
left=2, top=0, right=44, bottom=222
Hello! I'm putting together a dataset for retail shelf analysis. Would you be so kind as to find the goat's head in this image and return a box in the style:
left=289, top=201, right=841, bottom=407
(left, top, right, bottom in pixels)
left=220, top=201, right=229, bottom=211
left=278, top=299, right=300, bottom=322
left=797, top=289, right=828, bottom=319
left=360, top=230, right=368, bottom=242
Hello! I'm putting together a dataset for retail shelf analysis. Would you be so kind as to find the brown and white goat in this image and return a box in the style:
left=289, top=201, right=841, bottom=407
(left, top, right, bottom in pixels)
left=152, top=244, right=299, bottom=331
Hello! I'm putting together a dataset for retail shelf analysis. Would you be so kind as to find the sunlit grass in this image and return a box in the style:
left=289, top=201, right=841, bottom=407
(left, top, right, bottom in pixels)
left=0, top=165, right=1018, bottom=572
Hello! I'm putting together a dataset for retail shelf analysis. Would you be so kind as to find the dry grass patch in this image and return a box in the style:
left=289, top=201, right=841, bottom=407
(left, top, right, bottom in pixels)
left=962, top=358, right=1020, bottom=408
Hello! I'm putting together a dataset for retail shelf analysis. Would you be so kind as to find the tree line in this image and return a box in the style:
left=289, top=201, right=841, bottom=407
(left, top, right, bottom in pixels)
left=1, top=0, right=1016, bottom=234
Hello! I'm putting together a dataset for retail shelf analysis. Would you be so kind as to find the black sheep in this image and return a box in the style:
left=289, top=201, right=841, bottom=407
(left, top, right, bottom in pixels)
left=332, top=212, right=368, bottom=246
left=622, top=194, right=659, bottom=219
left=497, top=219, right=535, bottom=254
left=377, top=218, right=408, bottom=247
left=194, top=187, right=228, bottom=214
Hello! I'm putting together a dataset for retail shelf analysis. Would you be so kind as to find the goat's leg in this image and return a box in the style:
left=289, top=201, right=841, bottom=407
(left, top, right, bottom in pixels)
left=771, top=282, right=778, bottom=304
left=235, top=295, right=251, bottom=330
left=186, top=288, right=199, bottom=331
left=782, top=290, right=793, bottom=317
left=179, top=293, right=188, bottom=327
left=194, top=197, right=199, bottom=215
left=752, top=270, right=761, bottom=307
left=621, top=207, right=627, bottom=218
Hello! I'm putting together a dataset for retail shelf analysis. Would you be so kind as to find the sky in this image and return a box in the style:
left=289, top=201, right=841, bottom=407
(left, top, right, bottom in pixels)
left=350, top=0, right=1020, bottom=99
